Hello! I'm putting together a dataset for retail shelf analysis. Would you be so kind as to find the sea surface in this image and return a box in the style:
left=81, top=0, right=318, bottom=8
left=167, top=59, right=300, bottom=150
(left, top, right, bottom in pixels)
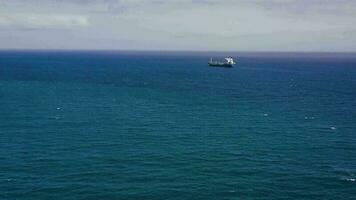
left=0, top=51, right=355, bottom=199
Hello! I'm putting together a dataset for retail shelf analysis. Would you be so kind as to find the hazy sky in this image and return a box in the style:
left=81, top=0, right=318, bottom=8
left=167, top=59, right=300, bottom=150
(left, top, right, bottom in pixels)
left=0, top=0, right=355, bottom=51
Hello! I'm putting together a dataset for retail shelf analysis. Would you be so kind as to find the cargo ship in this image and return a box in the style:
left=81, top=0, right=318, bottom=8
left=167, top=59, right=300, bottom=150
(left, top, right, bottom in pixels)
left=208, top=57, right=236, bottom=67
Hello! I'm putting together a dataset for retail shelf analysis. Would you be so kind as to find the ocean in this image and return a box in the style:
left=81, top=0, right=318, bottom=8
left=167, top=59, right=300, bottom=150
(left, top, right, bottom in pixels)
left=0, top=51, right=355, bottom=199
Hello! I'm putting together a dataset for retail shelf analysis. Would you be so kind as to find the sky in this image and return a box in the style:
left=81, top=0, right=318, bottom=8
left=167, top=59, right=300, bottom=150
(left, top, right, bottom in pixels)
left=0, top=0, right=355, bottom=51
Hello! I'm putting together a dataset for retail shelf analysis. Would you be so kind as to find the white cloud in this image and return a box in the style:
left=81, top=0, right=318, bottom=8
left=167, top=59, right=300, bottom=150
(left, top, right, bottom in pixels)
left=0, top=14, right=89, bottom=29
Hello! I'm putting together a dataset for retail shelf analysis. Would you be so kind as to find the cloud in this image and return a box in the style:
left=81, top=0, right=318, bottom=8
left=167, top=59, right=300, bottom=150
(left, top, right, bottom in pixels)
left=0, top=14, right=89, bottom=29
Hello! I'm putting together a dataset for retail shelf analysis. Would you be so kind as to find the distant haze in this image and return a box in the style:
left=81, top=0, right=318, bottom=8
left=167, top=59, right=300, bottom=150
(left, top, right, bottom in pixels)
left=0, top=0, right=356, bottom=52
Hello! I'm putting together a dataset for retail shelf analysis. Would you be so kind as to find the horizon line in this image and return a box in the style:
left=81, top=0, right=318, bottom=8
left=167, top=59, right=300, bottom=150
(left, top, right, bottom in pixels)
left=0, top=48, right=356, bottom=54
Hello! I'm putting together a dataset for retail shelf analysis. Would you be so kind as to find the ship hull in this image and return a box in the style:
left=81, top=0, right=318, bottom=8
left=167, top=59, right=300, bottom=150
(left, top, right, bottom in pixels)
left=208, top=63, right=233, bottom=68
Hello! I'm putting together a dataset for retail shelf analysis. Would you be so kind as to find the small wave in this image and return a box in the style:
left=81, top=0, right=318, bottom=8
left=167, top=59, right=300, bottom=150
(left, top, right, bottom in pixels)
left=48, top=116, right=61, bottom=120
left=341, top=175, right=355, bottom=182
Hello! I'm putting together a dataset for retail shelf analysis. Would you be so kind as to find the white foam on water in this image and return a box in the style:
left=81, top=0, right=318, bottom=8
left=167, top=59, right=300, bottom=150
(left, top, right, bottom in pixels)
left=263, top=113, right=268, bottom=117
left=57, top=107, right=61, bottom=110
left=330, top=126, right=336, bottom=130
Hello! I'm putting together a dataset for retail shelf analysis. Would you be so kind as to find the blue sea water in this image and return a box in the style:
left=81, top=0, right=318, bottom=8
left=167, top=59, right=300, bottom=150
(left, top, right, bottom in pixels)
left=0, top=50, right=355, bottom=199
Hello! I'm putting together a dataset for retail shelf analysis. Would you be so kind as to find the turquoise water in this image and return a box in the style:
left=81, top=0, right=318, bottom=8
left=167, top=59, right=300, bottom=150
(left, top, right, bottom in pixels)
left=0, top=51, right=355, bottom=199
